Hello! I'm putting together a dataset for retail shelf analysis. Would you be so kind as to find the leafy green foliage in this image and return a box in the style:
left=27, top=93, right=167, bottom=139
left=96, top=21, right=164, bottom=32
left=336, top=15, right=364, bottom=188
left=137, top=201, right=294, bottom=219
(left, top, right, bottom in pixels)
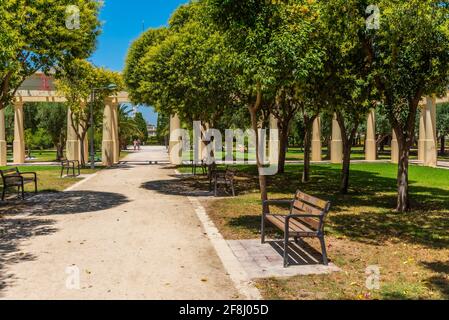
left=134, top=112, right=148, bottom=142
left=0, top=0, right=101, bottom=110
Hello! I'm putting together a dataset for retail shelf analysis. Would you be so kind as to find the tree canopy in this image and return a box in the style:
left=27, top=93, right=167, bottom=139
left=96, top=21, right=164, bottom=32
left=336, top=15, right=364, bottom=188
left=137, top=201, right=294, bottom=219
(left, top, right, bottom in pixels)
left=0, top=0, right=102, bottom=110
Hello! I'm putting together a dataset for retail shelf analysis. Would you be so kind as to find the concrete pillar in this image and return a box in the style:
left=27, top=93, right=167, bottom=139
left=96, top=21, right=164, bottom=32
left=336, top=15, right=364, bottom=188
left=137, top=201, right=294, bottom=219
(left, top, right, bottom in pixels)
left=0, top=108, right=7, bottom=166
left=269, top=115, right=279, bottom=165
left=418, top=105, right=425, bottom=162
left=102, top=98, right=115, bottom=166
left=13, top=99, right=25, bottom=164
left=169, top=114, right=182, bottom=165
left=111, top=102, right=120, bottom=164
left=423, top=96, right=437, bottom=167
left=391, top=129, right=399, bottom=164
left=331, top=113, right=343, bottom=164
left=311, top=116, right=322, bottom=162
left=66, top=107, right=80, bottom=161
left=365, top=109, right=377, bottom=161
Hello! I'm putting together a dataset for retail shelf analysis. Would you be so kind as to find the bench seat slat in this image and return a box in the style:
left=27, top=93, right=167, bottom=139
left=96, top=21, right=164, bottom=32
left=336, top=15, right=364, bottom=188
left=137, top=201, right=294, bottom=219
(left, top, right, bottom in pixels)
left=266, top=215, right=317, bottom=236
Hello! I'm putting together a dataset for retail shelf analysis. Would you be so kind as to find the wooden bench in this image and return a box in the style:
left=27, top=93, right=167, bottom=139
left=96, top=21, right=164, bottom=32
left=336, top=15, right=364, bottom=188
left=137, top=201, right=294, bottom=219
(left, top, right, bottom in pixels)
left=213, top=168, right=236, bottom=197
left=60, top=159, right=81, bottom=178
left=262, top=190, right=331, bottom=267
left=0, top=168, right=38, bottom=200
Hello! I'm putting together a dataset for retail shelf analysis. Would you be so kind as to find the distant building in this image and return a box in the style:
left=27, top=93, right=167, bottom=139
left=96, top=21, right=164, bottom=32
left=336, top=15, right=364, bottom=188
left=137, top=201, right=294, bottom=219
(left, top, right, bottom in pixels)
left=147, top=124, right=157, bottom=137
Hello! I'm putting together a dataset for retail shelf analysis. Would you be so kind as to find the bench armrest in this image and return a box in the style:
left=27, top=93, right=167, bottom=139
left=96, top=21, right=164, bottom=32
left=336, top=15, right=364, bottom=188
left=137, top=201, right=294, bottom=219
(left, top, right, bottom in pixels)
left=19, top=172, right=37, bottom=179
left=3, top=175, right=24, bottom=183
left=263, top=200, right=294, bottom=206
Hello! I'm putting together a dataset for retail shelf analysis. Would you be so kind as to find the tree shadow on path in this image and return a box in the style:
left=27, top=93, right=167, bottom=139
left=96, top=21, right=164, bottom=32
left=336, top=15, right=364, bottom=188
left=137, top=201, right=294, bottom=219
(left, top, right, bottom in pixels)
left=0, top=190, right=129, bottom=295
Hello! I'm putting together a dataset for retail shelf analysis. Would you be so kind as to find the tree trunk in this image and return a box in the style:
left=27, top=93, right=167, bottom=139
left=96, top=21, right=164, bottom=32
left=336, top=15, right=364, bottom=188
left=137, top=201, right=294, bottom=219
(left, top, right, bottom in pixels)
left=79, top=131, right=87, bottom=167
left=249, top=100, right=268, bottom=214
left=325, top=137, right=332, bottom=160
left=396, top=137, right=410, bottom=212
left=302, top=121, right=313, bottom=183
left=302, top=115, right=316, bottom=183
left=340, top=142, right=351, bottom=194
left=278, top=126, right=289, bottom=174
left=56, top=144, right=64, bottom=161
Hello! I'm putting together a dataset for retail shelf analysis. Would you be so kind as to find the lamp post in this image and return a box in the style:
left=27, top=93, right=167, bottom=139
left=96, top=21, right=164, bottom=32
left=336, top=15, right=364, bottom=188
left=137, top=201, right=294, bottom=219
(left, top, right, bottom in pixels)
left=89, top=84, right=118, bottom=169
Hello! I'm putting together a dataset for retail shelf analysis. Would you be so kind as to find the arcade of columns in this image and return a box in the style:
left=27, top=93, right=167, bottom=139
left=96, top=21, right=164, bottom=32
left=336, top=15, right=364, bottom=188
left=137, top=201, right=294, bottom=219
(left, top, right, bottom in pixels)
left=169, top=95, right=443, bottom=167
left=0, top=94, right=128, bottom=167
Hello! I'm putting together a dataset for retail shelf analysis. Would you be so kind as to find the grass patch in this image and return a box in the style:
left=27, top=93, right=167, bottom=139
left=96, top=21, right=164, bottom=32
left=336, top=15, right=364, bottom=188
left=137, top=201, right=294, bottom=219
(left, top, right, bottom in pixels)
left=0, top=165, right=101, bottom=194
left=181, top=163, right=449, bottom=300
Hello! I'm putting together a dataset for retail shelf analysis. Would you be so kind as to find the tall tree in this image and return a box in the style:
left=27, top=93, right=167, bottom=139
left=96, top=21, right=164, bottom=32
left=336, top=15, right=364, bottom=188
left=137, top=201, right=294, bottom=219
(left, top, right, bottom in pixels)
left=134, top=112, right=148, bottom=142
left=319, top=0, right=376, bottom=194
left=56, top=59, right=123, bottom=165
left=0, top=0, right=101, bottom=111
left=36, top=103, right=68, bottom=160
left=368, top=0, right=449, bottom=211
left=207, top=0, right=323, bottom=207
left=117, top=105, right=141, bottom=150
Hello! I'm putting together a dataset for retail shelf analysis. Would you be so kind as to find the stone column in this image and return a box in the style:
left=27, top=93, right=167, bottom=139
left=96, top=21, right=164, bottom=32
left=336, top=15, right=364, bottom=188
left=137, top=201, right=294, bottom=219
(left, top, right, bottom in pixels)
left=0, top=108, right=7, bottom=166
left=365, top=109, right=377, bottom=161
left=13, top=99, right=25, bottom=164
left=269, top=115, right=279, bottom=165
left=418, top=105, right=426, bottom=162
left=311, top=116, right=322, bottom=162
left=169, top=114, right=182, bottom=165
left=66, top=107, right=80, bottom=161
left=423, top=96, right=437, bottom=167
left=102, top=98, right=115, bottom=166
left=331, top=113, right=343, bottom=164
left=391, top=129, right=399, bottom=164
left=111, top=102, right=120, bottom=164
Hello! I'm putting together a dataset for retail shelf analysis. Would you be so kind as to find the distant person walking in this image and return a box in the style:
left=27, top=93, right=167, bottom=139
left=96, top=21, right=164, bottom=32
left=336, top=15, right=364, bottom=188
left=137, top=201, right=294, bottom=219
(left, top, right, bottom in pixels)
left=133, top=139, right=138, bottom=151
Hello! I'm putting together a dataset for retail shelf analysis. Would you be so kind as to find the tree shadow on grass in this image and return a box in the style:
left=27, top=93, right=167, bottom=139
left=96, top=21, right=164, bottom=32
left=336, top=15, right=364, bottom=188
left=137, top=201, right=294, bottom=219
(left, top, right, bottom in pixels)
left=421, top=261, right=449, bottom=299
left=223, top=165, right=449, bottom=249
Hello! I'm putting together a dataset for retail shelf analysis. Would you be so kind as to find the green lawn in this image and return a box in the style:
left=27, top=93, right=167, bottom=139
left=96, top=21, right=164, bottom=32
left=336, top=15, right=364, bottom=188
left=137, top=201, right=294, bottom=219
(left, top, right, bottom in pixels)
left=178, top=162, right=449, bottom=300
left=5, top=149, right=130, bottom=163
left=179, top=146, right=449, bottom=163
left=0, top=165, right=100, bottom=194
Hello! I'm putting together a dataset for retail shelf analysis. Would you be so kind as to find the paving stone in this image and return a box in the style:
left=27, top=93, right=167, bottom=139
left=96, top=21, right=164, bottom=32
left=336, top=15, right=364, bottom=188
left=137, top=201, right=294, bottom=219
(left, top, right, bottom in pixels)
left=227, top=239, right=340, bottom=279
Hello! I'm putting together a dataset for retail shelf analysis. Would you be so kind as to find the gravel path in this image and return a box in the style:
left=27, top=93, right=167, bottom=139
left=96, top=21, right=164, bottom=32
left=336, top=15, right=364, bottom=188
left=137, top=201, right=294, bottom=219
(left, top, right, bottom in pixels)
left=0, top=146, right=240, bottom=300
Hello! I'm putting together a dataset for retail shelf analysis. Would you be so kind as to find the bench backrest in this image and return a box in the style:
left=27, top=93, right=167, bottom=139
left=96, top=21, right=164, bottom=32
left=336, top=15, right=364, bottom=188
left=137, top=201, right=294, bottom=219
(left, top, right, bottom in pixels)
left=0, top=168, right=19, bottom=178
left=290, top=190, right=331, bottom=232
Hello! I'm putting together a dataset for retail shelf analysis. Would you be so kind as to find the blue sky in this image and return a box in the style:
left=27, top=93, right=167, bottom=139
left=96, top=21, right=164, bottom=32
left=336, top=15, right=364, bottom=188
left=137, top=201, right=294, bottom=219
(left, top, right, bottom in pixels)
left=90, top=0, right=188, bottom=125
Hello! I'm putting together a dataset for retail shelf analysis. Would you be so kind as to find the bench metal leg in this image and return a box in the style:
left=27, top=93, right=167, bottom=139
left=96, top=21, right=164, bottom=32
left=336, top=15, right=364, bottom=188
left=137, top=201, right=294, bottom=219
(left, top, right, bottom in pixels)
left=230, top=181, right=235, bottom=197
left=60, top=166, right=64, bottom=178
left=214, top=180, right=218, bottom=197
left=319, top=236, right=329, bottom=266
left=261, top=214, right=266, bottom=244
left=284, top=223, right=290, bottom=268
left=21, top=184, right=25, bottom=200
left=1, top=186, right=6, bottom=201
